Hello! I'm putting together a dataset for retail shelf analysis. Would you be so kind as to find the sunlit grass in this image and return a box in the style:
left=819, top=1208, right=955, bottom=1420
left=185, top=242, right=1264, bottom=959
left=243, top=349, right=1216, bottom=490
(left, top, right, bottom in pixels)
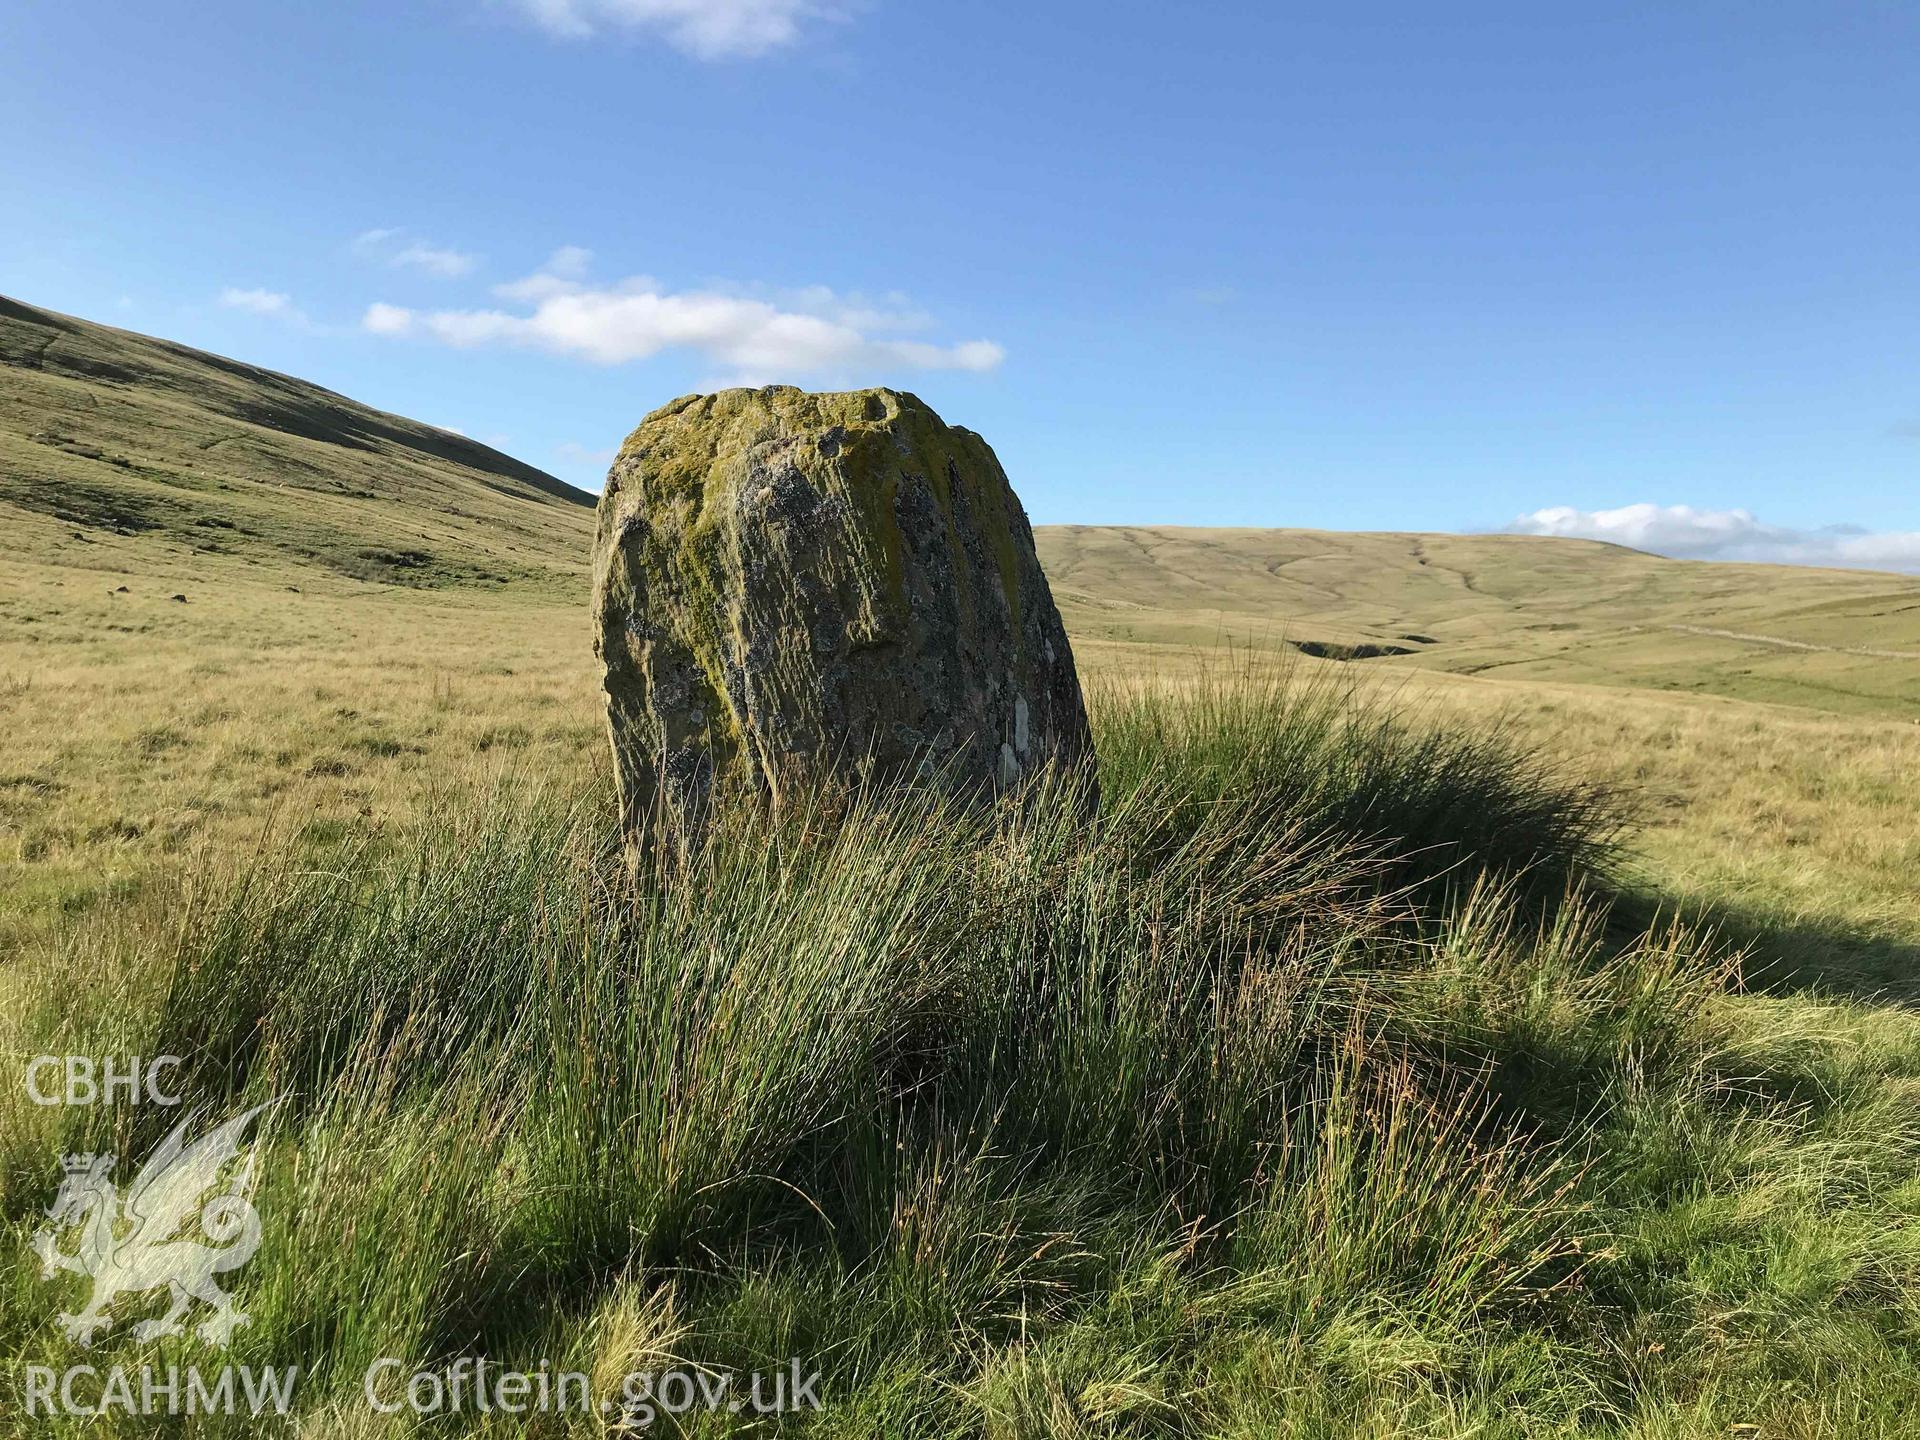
left=6, top=671, right=1920, bottom=1436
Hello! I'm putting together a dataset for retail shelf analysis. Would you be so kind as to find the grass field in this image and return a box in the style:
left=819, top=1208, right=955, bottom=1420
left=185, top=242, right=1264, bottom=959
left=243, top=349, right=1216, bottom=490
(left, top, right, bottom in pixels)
left=4, top=299, right=1920, bottom=1435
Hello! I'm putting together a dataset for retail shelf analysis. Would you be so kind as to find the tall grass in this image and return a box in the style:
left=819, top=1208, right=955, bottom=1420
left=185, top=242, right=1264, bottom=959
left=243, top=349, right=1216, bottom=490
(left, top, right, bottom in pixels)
left=5, top=672, right=1918, bottom=1436
left=1092, top=662, right=1626, bottom=903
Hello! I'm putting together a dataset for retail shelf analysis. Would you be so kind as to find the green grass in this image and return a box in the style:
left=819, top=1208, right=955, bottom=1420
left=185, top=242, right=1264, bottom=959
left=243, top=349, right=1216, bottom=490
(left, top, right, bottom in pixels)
left=7, top=673, right=1919, bottom=1437
left=1092, top=666, right=1625, bottom=905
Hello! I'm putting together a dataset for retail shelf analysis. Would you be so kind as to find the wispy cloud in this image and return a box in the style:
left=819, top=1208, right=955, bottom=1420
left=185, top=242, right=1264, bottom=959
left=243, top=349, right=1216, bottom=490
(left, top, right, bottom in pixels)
left=365, top=251, right=1004, bottom=380
left=218, top=287, right=313, bottom=327
left=352, top=228, right=480, bottom=278
left=1508, top=503, right=1920, bottom=573
left=393, top=242, right=480, bottom=278
left=505, top=0, right=847, bottom=59
left=493, top=245, right=596, bottom=303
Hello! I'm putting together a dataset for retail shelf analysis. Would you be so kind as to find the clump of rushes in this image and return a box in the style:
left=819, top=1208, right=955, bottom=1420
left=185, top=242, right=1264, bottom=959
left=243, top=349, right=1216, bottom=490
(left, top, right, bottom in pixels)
left=6, top=670, right=1915, bottom=1439
left=1091, top=658, right=1628, bottom=905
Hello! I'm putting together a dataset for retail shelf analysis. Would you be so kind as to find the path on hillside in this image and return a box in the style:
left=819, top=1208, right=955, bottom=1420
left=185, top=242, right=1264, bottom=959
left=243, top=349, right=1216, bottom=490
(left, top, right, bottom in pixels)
left=1669, top=624, right=1920, bottom=661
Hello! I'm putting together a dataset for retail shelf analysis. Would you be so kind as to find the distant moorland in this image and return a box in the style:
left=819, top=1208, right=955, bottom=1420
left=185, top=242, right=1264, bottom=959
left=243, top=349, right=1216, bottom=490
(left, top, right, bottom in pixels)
left=3, top=296, right=1913, bottom=971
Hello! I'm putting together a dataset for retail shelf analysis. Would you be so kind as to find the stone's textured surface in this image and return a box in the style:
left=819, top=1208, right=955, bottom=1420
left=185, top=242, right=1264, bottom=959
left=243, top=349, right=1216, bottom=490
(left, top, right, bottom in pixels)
left=592, top=385, right=1096, bottom=844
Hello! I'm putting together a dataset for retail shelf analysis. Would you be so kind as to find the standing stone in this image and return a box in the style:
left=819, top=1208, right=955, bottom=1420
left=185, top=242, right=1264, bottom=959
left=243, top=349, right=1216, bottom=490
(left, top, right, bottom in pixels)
left=592, top=386, right=1096, bottom=849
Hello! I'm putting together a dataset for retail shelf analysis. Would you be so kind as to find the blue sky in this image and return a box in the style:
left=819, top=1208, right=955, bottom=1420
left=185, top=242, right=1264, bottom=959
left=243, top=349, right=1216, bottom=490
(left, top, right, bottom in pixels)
left=3, top=1, right=1917, bottom=564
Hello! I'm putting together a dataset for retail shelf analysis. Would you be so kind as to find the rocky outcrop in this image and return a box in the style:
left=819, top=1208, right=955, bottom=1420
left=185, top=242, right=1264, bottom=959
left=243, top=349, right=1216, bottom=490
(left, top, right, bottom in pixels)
left=592, top=386, right=1096, bottom=850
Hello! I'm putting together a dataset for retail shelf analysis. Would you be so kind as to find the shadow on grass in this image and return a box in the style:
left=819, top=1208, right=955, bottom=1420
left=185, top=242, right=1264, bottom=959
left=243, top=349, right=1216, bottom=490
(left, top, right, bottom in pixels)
left=1607, top=887, right=1920, bottom=1007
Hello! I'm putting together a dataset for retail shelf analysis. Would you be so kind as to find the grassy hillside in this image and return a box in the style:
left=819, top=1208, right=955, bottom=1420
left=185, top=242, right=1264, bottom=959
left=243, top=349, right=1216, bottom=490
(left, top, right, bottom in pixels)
left=0, top=295, right=593, bottom=592
left=6, top=295, right=1911, bottom=715
left=0, top=297, right=598, bottom=926
left=1038, top=525, right=1920, bottom=715
left=1, top=307, right=1914, bottom=966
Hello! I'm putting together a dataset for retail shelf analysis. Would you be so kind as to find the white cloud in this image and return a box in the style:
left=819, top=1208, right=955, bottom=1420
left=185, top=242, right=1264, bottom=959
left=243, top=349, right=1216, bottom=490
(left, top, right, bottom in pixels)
left=219, top=287, right=312, bottom=327
left=393, top=242, right=480, bottom=278
left=352, top=228, right=480, bottom=278
left=1508, top=503, right=1920, bottom=573
left=785, top=284, right=933, bottom=333
left=219, top=287, right=294, bottom=316
left=365, top=258, right=1004, bottom=379
left=506, top=0, right=844, bottom=58
left=362, top=301, right=414, bottom=336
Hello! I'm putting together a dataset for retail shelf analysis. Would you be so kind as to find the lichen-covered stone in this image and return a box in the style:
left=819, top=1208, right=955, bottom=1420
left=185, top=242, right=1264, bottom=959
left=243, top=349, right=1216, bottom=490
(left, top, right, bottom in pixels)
left=591, top=385, right=1096, bottom=849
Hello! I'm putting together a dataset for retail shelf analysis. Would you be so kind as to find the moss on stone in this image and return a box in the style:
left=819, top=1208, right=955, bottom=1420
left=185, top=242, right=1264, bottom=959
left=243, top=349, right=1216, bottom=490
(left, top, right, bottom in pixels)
left=593, top=384, right=1093, bottom=845
left=606, top=385, right=992, bottom=673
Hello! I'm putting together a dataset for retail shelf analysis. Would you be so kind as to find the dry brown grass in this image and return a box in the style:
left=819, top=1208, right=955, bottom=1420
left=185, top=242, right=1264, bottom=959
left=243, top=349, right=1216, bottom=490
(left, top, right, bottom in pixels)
left=8, top=519, right=1916, bottom=1005
left=0, top=524, right=601, bottom=941
left=1038, top=524, right=1920, bottom=715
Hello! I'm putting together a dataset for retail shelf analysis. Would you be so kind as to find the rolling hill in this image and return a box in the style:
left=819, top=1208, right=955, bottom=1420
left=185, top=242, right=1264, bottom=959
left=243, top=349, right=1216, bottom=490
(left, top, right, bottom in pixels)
left=3, top=294, right=1915, bottom=717
left=0, top=295, right=594, bottom=593
left=1, top=297, right=1915, bottom=972
left=1034, top=526, right=1920, bottom=714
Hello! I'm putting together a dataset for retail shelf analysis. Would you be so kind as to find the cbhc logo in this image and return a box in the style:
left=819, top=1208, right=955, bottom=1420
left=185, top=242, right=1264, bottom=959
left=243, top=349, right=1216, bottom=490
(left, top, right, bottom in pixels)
left=25, top=1056, right=183, bottom=1107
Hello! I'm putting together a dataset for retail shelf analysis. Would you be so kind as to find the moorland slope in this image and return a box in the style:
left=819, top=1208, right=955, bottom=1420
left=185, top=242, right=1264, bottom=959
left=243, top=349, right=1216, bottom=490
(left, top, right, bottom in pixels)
left=6, top=294, right=1914, bottom=719
left=1037, top=524, right=1920, bottom=714
left=0, top=295, right=593, bottom=593
left=2, top=302, right=1914, bottom=963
